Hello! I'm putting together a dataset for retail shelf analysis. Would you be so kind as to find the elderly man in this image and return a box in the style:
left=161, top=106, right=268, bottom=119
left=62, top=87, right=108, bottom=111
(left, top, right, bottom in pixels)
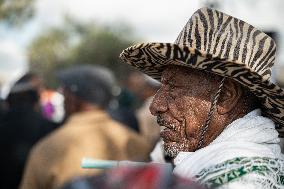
left=120, top=7, right=284, bottom=188
left=20, top=65, right=152, bottom=189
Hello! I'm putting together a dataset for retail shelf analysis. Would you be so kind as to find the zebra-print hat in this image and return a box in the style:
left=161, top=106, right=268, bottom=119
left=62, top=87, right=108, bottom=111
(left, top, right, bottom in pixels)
left=119, top=7, right=284, bottom=137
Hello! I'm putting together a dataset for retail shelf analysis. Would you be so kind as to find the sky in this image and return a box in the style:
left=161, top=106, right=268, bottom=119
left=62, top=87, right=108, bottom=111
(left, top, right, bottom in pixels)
left=0, top=0, right=284, bottom=96
left=0, top=0, right=201, bottom=92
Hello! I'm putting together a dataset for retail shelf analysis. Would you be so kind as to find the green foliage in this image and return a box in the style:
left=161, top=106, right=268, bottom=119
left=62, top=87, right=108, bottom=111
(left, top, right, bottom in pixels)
left=0, top=0, right=34, bottom=26
left=29, top=28, right=72, bottom=87
left=28, top=18, right=139, bottom=88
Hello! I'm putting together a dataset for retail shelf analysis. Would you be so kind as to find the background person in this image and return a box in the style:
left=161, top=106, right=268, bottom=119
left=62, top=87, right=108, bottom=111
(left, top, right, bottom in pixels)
left=20, top=65, right=152, bottom=189
left=0, top=72, right=58, bottom=189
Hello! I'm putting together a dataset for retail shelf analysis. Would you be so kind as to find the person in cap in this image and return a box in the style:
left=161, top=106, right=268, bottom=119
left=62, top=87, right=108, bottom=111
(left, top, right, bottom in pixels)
left=120, top=7, right=284, bottom=188
left=20, top=65, right=152, bottom=189
left=0, top=72, right=58, bottom=189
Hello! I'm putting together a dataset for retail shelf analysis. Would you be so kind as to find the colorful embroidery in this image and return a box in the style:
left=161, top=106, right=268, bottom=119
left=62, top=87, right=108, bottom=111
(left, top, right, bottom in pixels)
left=195, top=157, right=284, bottom=188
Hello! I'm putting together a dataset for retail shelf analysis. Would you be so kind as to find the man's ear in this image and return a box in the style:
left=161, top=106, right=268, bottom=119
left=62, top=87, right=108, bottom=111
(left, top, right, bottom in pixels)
left=217, top=79, right=243, bottom=115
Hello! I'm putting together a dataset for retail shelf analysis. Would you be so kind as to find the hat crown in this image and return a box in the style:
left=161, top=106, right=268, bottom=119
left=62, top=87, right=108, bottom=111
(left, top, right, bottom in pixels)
left=175, top=7, right=276, bottom=79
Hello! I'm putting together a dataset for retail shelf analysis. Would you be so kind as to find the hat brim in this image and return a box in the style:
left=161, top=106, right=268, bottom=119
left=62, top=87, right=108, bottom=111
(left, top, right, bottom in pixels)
left=120, top=42, right=284, bottom=136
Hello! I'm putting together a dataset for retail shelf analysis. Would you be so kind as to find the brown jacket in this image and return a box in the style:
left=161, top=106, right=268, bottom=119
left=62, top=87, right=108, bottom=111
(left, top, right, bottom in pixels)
left=20, top=110, right=152, bottom=189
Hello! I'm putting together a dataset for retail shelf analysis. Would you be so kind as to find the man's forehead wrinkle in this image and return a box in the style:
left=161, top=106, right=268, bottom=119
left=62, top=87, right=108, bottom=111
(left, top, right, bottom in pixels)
left=161, top=66, right=213, bottom=89
left=161, top=66, right=179, bottom=83
left=161, top=69, right=196, bottom=89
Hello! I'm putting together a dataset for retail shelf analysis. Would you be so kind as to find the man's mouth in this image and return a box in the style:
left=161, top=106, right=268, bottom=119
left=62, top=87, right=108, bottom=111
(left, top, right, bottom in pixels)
left=160, top=128, right=173, bottom=141
left=157, top=115, right=178, bottom=131
left=158, top=119, right=180, bottom=142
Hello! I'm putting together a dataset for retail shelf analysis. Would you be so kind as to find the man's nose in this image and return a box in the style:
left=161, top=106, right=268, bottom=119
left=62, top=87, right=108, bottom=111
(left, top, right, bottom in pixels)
left=149, top=88, right=168, bottom=116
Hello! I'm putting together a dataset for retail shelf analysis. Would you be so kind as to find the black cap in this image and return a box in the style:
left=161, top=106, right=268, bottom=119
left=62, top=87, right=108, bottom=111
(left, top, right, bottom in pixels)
left=57, top=65, right=115, bottom=108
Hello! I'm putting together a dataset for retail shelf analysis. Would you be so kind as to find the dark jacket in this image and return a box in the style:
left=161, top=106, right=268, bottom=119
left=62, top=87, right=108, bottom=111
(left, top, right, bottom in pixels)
left=0, top=105, right=58, bottom=189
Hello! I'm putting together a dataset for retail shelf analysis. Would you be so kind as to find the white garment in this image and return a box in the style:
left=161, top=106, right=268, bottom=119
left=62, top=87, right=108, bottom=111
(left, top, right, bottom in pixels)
left=150, top=140, right=167, bottom=163
left=173, top=109, right=284, bottom=189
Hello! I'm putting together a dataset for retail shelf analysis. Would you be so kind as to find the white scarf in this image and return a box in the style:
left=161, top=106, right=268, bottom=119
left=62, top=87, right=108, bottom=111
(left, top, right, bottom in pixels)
left=173, top=109, right=284, bottom=188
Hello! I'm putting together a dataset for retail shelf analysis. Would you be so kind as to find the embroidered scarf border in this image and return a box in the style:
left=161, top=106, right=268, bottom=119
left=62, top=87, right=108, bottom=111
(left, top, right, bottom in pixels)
left=195, top=157, right=284, bottom=188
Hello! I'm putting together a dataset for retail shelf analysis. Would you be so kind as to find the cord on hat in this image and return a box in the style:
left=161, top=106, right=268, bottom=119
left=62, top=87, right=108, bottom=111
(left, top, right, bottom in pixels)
left=198, top=77, right=226, bottom=149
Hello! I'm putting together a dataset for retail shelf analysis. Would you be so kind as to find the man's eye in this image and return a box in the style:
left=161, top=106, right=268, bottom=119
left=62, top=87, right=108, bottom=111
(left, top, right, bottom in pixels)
left=169, top=85, right=177, bottom=95
left=168, top=81, right=175, bottom=88
left=169, top=90, right=178, bottom=100
left=168, top=84, right=175, bottom=92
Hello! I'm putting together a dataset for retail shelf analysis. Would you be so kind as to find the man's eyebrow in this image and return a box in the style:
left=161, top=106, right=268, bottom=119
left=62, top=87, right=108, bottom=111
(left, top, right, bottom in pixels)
left=161, top=75, right=174, bottom=83
left=162, top=68, right=179, bottom=81
left=160, top=77, right=168, bottom=84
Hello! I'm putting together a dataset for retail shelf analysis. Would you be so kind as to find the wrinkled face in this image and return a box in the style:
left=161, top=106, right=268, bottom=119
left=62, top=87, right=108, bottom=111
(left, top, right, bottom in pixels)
left=150, top=65, right=217, bottom=157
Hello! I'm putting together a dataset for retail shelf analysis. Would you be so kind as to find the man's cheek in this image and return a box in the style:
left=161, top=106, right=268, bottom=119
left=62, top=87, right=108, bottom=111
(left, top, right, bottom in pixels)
left=185, top=117, right=200, bottom=139
left=167, top=99, right=184, bottom=120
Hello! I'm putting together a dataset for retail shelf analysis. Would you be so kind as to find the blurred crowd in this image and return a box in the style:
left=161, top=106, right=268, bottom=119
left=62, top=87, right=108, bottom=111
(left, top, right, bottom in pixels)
left=0, top=65, right=168, bottom=189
